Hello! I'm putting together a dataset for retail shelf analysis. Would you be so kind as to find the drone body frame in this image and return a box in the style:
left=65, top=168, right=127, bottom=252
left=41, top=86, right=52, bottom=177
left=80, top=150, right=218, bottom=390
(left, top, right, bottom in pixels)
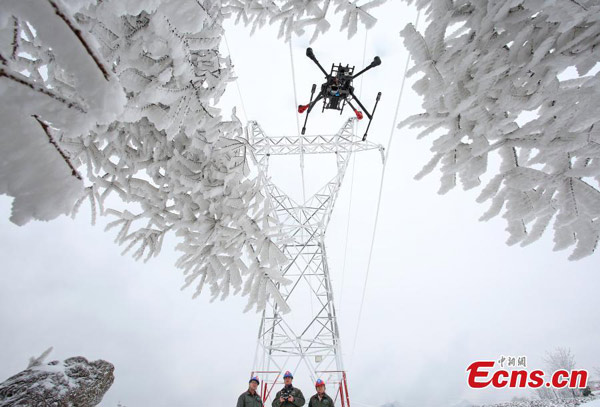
left=298, top=47, right=382, bottom=141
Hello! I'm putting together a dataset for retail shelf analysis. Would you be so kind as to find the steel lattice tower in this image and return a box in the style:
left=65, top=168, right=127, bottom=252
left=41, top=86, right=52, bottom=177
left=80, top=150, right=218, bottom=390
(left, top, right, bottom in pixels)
left=247, top=118, right=383, bottom=406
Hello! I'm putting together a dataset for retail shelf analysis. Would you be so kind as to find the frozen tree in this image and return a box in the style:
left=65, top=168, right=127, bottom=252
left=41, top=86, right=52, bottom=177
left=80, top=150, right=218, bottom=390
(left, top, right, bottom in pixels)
left=224, top=0, right=386, bottom=42
left=70, top=0, right=291, bottom=312
left=1, top=0, right=387, bottom=312
left=400, top=0, right=600, bottom=259
left=1, top=0, right=290, bottom=313
left=0, top=0, right=125, bottom=225
left=539, top=347, right=579, bottom=399
left=544, top=347, right=576, bottom=373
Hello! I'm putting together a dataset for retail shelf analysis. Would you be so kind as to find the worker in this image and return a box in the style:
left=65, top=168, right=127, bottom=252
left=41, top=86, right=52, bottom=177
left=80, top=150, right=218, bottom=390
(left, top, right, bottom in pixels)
left=272, top=371, right=305, bottom=407
left=308, top=379, right=333, bottom=407
left=237, top=376, right=263, bottom=407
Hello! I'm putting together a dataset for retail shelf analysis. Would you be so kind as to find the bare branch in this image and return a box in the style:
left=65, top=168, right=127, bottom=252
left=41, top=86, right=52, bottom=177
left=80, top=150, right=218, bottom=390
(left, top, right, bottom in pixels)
left=47, top=0, right=111, bottom=81
left=11, top=16, right=19, bottom=61
left=33, top=115, right=83, bottom=180
left=0, top=67, right=86, bottom=113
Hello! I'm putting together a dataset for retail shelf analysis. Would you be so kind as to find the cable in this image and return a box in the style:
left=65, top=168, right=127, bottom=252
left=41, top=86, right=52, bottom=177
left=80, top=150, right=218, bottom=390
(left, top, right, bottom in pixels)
left=288, top=39, right=307, bottom=205
left=288, top=38, right=314, bottom=317
left=223, top=33, right=249, bottom=123
left=350, top=9, right=421, bottom=363
left=289, top=40, right=302, bottom=138
left=339, top=29, right=368, bottom=316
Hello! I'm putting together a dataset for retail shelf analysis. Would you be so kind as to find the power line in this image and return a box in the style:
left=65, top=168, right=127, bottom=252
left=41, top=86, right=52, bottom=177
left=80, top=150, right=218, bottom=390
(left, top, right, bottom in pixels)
left=288, top=37, right=313, bottom=317
left=350, top=10, right=421, bottom=364
left=289, top=39, right=302, bottom=138
left=288, top=38, right=307, bottom=205
left=223, top=33, right=248, bottom=123
left=339, top=29, right=369, bottom=317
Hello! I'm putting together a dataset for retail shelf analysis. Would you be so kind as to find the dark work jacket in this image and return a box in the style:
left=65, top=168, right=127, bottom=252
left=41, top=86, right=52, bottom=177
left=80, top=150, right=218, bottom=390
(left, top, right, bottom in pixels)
left=237, top=390, right=263, bottom=407
left=271, top=385, right=305, bottom=407
left=308, top=393, right=334, bottom=407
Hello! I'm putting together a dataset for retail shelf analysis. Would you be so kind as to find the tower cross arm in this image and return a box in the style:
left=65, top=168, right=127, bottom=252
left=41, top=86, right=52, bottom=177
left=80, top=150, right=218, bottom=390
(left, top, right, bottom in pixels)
left=247, top=118, right=383, bottom=157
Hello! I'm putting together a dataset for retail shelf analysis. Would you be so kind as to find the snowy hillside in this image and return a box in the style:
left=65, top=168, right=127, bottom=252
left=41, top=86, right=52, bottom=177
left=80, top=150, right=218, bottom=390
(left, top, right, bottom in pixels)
left=480, top=396, right=600, bottom=407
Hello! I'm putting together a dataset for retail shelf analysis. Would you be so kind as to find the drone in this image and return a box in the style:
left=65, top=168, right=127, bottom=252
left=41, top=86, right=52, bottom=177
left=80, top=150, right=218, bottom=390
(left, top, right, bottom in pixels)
left=297, top=47, right=382, bottom=141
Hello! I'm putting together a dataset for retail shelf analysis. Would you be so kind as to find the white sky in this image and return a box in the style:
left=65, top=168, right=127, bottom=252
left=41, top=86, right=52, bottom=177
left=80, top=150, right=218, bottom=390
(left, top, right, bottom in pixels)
left=1, top=2, right=599, bottom=407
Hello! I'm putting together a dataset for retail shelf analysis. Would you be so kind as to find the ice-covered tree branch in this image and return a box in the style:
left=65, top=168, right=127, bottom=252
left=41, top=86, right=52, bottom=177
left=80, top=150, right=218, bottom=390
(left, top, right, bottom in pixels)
left=0, top=0, right=291, bottom=312
left=400, top=0, right=600, bottom=259
left=0, top=0, right=124, bottom=225
left=32, top=115, right=82, bottom=180
left=72, top=0, right=291, bottom=312
left=224, top=0, right=386, bottom=42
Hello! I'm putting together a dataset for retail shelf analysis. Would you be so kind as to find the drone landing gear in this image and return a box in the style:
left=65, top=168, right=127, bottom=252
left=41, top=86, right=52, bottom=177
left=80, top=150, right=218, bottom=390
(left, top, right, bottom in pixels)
left=363, top=92, right=382, bottom=141
left=350, top=90, right=382, bottom=141
left=300, top=84, right=324, bottom=135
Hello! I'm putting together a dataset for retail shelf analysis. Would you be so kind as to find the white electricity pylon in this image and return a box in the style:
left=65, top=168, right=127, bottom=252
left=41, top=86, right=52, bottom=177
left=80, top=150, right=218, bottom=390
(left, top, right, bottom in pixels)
left=247, top=118, right=384, bottom=406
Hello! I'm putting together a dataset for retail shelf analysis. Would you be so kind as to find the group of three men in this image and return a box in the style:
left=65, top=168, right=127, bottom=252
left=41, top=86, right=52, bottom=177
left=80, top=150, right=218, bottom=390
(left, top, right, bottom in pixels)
left=236, top=371, right=334, bottom=407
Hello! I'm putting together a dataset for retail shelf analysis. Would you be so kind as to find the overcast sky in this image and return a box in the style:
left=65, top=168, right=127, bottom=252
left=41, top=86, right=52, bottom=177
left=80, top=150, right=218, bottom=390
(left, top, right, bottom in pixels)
left=1, top=2, right=599, bottom=407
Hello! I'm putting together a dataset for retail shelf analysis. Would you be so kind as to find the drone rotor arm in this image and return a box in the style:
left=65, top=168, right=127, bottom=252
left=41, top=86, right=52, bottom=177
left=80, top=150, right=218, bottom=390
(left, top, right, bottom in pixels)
left=306, top=47, right=329, bottom=78
left=352, top=56, right=382, bottom=80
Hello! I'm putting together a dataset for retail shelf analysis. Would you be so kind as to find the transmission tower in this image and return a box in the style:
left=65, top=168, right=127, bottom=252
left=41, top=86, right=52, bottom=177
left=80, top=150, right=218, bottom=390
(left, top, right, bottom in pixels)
left=247, top=118, right=383, bottom=406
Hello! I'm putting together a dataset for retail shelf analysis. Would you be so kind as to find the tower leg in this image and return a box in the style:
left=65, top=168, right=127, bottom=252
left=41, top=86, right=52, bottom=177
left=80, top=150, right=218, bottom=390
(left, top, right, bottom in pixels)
left=246, top=119, right=384, bottom=406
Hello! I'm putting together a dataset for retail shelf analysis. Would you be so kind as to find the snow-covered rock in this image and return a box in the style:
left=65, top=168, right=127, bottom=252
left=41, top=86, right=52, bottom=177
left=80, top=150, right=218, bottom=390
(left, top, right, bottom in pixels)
left=0, top=353, right=114, bottom=407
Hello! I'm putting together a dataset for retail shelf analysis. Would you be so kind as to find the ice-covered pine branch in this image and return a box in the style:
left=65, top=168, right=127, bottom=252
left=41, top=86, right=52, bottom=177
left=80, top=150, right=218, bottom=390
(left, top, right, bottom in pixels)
left=0, top=0, right=124, bottom=225
left=223, top=0, right=386, bottom=42
left=400, top=0, right=600, bottom=259
left=74, top=0, right=291, bottom=313
left=0, top=0, right=290, bottom=313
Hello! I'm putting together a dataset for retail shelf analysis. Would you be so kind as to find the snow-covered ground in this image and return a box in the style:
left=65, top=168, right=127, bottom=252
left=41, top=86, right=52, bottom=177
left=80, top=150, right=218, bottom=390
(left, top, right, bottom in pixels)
left=379, top=397, right=600, bottom=407
left=474, top=396, right=600, bottom=407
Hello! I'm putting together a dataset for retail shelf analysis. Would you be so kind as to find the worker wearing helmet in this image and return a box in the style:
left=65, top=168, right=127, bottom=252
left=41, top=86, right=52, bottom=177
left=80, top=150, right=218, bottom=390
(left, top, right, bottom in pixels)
left=237, top=376, right=263, bottom=407
left=308, top=379, right=333, bottom=407
left=272, top=371, right=305, bottom=407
